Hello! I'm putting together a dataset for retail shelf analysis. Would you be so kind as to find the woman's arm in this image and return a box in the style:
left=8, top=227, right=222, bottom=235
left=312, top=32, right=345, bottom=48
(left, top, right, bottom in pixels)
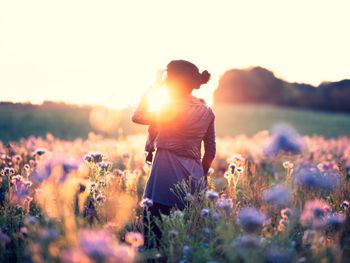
left=202, top=117, right=216, bottom=175
left=131, top=88, right=178, bottom=125
left=130, top=89, right=156, bottom=125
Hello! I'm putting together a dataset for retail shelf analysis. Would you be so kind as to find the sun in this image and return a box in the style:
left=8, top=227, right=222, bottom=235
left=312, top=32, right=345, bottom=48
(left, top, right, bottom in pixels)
left=147, top=87, right=170, bottom=112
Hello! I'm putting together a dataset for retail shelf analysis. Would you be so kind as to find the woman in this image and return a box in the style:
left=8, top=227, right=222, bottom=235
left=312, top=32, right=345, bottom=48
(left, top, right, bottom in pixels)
left=131, top=59, right=216, bottom=249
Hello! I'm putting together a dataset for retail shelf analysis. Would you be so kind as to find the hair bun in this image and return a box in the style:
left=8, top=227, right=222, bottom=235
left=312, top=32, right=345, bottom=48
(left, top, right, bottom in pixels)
left=200, top=70, right=211, bottom=85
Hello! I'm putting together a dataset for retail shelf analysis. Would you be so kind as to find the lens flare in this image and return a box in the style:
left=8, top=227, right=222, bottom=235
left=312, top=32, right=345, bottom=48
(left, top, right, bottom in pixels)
left=147, top=87, right=169, bottom=112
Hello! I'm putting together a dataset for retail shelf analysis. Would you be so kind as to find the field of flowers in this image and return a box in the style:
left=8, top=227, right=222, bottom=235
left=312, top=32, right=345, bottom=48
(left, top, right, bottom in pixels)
left=0, top=125, right=349, bottom=263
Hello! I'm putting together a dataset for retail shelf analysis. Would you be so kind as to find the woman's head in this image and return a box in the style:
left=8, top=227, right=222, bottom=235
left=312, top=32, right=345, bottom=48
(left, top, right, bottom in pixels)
left=165, top=60, right=210, bottom=96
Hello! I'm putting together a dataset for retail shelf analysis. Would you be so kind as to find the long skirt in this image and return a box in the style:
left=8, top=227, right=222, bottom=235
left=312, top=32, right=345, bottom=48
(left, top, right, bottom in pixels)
left=142, top=148, right=205, bottom=210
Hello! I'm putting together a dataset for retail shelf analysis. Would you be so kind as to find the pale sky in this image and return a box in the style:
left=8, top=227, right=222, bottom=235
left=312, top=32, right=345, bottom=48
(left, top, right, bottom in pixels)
left=1, top=0, right=349, bottom=109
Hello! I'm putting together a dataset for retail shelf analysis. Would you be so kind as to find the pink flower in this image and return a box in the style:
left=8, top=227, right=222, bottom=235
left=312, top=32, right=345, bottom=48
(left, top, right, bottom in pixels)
left=300, top=199, right=330, bottom=229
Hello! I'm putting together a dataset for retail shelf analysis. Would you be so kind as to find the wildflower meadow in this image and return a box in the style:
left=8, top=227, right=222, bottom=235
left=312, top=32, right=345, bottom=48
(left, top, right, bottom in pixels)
left=0, top=124, right=349, bottom=263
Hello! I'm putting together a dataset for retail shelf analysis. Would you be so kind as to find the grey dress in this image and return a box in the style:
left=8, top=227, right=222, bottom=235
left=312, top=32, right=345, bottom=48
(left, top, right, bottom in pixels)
left=131, top=94, right=216, bottom=209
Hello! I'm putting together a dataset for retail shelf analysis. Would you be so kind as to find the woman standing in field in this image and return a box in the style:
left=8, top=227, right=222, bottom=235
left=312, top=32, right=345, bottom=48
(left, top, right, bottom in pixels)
left=131, top=59, right=216, bottom=249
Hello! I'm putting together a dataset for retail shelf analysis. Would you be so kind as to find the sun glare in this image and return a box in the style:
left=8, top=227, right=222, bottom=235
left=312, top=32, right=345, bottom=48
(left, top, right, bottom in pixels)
left=147, top=87, right=170, bottom=112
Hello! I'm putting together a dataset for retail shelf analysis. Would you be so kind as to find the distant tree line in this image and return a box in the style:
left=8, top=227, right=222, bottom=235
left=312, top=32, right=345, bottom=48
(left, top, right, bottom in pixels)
left=213, top=67, right=350, bottom=113
left=0, top=101, right=145, bottom=142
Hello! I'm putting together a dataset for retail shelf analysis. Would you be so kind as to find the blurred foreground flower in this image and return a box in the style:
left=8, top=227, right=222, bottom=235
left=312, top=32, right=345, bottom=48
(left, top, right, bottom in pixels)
left=206, top=190, right=219, bottom=202
left=31, top=154, right=81, bottom=184
left=262, top=184, right=291, bottom=207
left=265, top=124, right=303, bottom=155
left=326, top=213, right=345, bottom=232
left=201, top=208, right=210, bottom=217
left=33, top=148, right=46, bottom=157
left=216, top=197, right=233, bottom=216
left=295, top=164, right=341, bottom=192
left=10, top=175, right=33, bottom=209
left=139, top=198, right=153, bottom=209
left=237, top=207, right=267, bottom=233
left=77, top=229, right=135, bottom=263
left=231, top=234, right=265, bottom=251
left=83, top=151, right=105, bottom=165
left=340, top=200, right=349, bottom=211
left=0, top=231, right=11, bottom=247
left=300, top=199, right=330, bottom=230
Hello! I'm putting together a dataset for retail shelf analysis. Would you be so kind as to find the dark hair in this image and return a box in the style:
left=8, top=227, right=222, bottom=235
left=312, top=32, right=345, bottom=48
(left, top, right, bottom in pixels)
left=166, top=60, right=210, bottom=89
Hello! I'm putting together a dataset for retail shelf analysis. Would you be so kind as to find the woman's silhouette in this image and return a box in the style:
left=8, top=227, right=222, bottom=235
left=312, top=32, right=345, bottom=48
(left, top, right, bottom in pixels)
left=131, top=59, right=216, bottom=249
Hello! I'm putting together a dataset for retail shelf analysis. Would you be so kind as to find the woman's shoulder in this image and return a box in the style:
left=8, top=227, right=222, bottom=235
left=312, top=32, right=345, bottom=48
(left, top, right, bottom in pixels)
left=190, top=96, right=215, bottom=118
left=190, top=95, right=208, bottom=105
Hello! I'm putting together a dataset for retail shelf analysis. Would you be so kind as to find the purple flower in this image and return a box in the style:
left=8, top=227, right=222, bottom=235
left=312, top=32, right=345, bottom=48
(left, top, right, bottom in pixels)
left=229, top=163, right=236, bottom=174
left=37, top=228, right=59, bottom=242
left=62, top=160, right=79, bottom=174
left=140, top=198, right=153, bottom=209
left=319, top=171, right=341, bottom=192
left=9, top=175, right=32, bottom=207
left=3, top=167, right=15, bottom=176
left=90, top=152, right=103, bottom=163
left=33, top=148, right=46, bottom=156
left=206, top=190, right=219, bottom=202
left=182, top=245, right=191, bottom=259
left=96, top=194, right=106, bottom=202
left=326, top=213, right=345, bottom=231
left=200, top=208, right=210, bottom=217
left=231, top=234, right=264, bottom=249
left=84, top=206, right=96, bottom=217
left=0, top=231, right=11, bottom=245
left=295, top=164, right=340, bottom=192
left=78, top=229, right=134, bottom=262
left=340, top=200, right=349, bottom=211
left=99, top=162, right=109, bottom=171
left=263, top=184, right=291, bottom=207
left=238, top=207, right=267, bottom=233
left=236, top=167, right=244, bottom=173
left=31, top=154, right=80, bottom=184
left=297, top=165, right=321, bottom=189
left=79, top=230, right=113, bottom=258
left=84, top=154, right=92, bottom=163
left=278, top=218, right=289, bottom=232
left=211, top=211, right=222, bottom=221
left=216, top=197, right=233, bottom=215
left=24, top=215, right=38, bottom=225
left=265, top=124, right=303, bottom=155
